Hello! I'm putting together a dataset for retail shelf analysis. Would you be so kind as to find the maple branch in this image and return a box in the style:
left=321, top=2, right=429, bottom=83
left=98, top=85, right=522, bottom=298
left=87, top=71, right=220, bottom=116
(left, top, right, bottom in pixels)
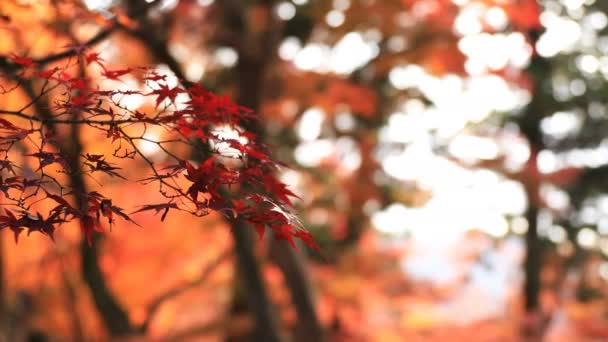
left=0, top=109, right=140, bottom=125
left=138, top=249, right=233, bottom=333
left=0, top=25, right=116, bottom=70
left=7, top=69, right=135, bottom=336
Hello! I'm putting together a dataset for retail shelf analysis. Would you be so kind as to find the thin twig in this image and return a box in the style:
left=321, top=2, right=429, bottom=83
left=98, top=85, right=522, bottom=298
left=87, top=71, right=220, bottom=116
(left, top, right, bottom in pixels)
left=139, top=249, right=233, bottom=333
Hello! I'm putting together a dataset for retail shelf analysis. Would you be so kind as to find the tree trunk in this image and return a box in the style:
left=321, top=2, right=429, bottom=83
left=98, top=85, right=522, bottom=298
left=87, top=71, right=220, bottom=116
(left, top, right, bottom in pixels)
left=269, top=241, right=324, bottom=342
left=231, top=220, right=283, bottom=342
left=229, top=3, right=325, bottom=340
left=524, top=203, right=540, bottom=312
left=25, top=82, right=134, bottom=337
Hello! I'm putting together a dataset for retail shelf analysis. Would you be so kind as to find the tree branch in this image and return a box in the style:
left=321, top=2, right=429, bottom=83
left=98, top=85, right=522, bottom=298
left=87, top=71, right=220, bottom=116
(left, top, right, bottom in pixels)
left=138, top=249, right=233, bottom=333
left=0, top=25, right=116, bottom=70
left=0, top=109, right=138, bottom=125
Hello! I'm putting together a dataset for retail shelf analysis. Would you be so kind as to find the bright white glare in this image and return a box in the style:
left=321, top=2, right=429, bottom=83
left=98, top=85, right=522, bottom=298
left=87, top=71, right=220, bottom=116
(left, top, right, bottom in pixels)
left=372, top=167, right=521, bottom=238
left=378, top=144, right=527, bottom=236
left=297, top=107, right=325, bottom=141
left=540, top=183, right=570, bottom=211
left=498, top=130, right=531, bottom=172
left=139, top=132, right=162, bottom=156
left=83, top=0, right=113, bottom=10
left=562, top=144, right=608, bottom=168
left=210, top=125, right=249, bottom=158
left=381, top=140, right=434, bottom=182
left=563, top=0, right=586, bottom=11
left=577, top=54, right=600, bottom=74
left=279, top=37, right=302, bottom=60
left=537, top=150, right=560, bottom=174
left=372, top=203, right=410, bottom=235
left=382, top=111, right=428, bottom=144
left=598, top=218, right=608, bottom=235
left=548, top=225, right=567, bottom=243
left=580, top=206, right=599, bottom=225
left=449, top=135, right=499, bottom=161
left=159, top=0, right=178, bottom=11
left=459, top=33, right=532, bottom=72
left=388, top=64, right=529, bottom=137
left=597, top=195, right=608, bottom=216
left=484, top=7, right=508, bottom=30
left=326, top=10, right=345, bottom=27
left=214, top=47, right=238, bottom=67
left=280, top=169, right=301, bottom=188
left=292, top=0, right=308, bottom=5
left=537, top=14, right=581, bottom=57
left=294, top=140, right=334, bottom=167
left=540, top=111, right=581, bottom=139
left=578, top=227, right=599, bottom=249
left=330, top=32, right=378, bottom=74
left=587, top=11, right=608, bottom=30
left=197, top=0, right=214, bottom=6
left=185, top=61, right=205, bottom=82
left=388, top=65, right=425, bottom=90
left=454, top=5, right=483, bottom=36
left=511, top=217, right=529, bottom=235
left=294, top=44, right=329, bottom=71
left=293, top=32, right=377, bottom=74
left=276, top=2, right=296, bottom=21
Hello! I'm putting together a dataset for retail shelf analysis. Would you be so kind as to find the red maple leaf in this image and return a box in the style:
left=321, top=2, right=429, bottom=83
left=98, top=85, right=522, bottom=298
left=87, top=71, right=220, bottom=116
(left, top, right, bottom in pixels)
left=9, top=54, right=35, bottom=67
left=85, top=52, right=105, bottom=67
left=102, top=68, right=132, bottom=80
left=263, top=174, right=300, bottom=207
left=150, top=84, right=184, bottom=108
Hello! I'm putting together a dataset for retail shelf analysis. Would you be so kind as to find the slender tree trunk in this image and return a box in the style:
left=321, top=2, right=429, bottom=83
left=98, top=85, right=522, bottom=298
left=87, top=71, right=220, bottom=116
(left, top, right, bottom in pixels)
left=519, top=28, right=550, bottom=336
left=524, top=202, right=540, bottom=312
left=229, top=3, right=324, bottom=340
left=123, top=2, right=322, bottom=340
left=24, top=82, right=134, bottom=337
left=231, top=220, right=283, bottom=342
left=269, top=241, right=324, bottom=342
left=67, top=126, right=133, bottom=337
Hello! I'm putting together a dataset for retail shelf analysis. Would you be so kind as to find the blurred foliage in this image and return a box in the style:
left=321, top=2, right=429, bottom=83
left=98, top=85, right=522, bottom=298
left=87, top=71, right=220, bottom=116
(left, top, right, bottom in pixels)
left=2, top=0, right=608, bottom=341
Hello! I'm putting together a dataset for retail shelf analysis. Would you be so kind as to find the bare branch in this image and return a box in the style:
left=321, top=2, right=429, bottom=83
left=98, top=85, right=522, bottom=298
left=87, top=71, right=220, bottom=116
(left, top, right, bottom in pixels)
left=139, top=249, right=233, bottom=333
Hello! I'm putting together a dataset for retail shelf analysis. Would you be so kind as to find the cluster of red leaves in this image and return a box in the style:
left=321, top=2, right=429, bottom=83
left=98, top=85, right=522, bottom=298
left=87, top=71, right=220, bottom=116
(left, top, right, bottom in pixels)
left=0, top=50, right=318, bottom=251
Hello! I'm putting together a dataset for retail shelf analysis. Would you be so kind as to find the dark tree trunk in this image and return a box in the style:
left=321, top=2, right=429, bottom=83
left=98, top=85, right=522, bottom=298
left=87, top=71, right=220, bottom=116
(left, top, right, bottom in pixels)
left=231, top=220, right=283, bottom=342
left=269, top=241, right=324, bottom=342
left=519, top=28, right=551, bottom=336
left=122, top=2, right=323, bottom=340
left=229, top=3, right=325, bottom=340
left=524, top=203, right=540, bottom=312
left=24, top=83, right=134, bottom=337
